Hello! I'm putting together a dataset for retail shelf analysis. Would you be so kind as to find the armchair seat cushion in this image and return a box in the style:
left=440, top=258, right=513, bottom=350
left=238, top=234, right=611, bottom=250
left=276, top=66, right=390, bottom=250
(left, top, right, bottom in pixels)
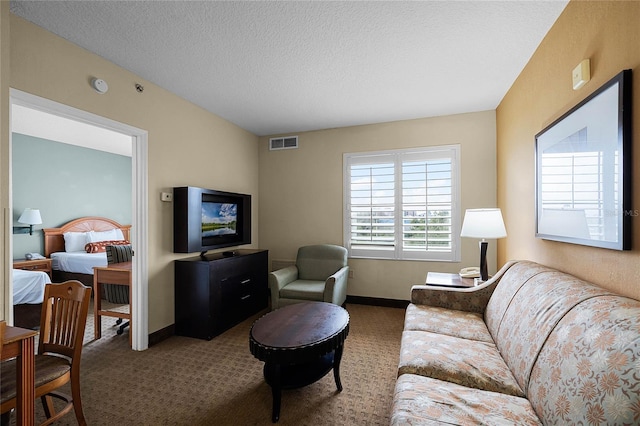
left=279, top=280, right=325, bottom=301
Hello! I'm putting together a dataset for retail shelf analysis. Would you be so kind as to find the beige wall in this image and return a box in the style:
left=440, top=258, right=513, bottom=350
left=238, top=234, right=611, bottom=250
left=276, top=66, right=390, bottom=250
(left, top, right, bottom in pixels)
left=259, top=111, right=497, bottom=301
left=1, top=15, right=261, bottom=330
left=497, top=1, right=640, bottom=301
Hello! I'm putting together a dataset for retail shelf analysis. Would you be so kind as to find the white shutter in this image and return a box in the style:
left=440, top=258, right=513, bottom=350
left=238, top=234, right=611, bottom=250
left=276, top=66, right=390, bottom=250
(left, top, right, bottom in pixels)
left=344, top=145, right=460, bottom=261
left=401, top=156, right=453, bottom=256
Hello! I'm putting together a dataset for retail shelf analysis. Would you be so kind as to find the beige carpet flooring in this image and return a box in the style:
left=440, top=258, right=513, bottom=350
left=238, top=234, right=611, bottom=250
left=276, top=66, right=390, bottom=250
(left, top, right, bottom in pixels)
left=24, top=303, right=405, bottom=426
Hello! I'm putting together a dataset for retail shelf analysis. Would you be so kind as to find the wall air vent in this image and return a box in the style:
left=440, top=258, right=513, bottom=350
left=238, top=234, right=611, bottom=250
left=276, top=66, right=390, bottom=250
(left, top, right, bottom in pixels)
left=269, top=136, right=298, bottom=151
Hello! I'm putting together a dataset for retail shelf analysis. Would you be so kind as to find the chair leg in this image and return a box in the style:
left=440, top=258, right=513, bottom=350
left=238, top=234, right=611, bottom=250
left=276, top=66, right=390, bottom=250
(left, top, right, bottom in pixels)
left=0, top=410, right=12, bottom=426
left=71, top=373, right=87, bottom=426
left=117, top=321, right=130, bottom=335
left=41, top=395, right=56, bottom=419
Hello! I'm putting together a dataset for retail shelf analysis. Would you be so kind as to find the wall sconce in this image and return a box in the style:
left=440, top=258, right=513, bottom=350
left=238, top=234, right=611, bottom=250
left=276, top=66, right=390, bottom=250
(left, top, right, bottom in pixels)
left=13, top=208, right=42, bottom=235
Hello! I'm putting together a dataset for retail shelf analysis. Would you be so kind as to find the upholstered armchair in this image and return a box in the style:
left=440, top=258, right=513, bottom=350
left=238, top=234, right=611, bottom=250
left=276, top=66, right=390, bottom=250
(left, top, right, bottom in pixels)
left=269, top=244, right=349, bottom=310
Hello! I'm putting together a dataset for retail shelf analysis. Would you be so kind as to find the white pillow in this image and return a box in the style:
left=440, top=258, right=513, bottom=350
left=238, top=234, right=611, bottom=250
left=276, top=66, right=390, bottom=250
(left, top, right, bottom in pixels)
left=87, top=228, right=125, bottom=243
left=63, top=232, right=89, bottom=252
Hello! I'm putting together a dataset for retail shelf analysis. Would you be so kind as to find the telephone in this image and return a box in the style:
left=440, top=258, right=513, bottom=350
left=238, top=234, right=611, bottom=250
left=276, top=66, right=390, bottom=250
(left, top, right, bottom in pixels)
left=25, top=252, right=45, bottom=260
left=459, top=267, right=480, bottom=278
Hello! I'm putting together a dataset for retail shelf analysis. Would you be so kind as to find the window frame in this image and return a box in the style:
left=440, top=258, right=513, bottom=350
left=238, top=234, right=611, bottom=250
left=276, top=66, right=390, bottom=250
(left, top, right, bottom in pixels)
left=343, top=145, right=461, bottom=262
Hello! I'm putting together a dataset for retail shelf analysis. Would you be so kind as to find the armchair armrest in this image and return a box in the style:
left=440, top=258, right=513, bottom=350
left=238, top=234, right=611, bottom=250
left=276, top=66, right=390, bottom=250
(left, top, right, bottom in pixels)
left=411, top=261, right=516, bottom=314
left=269, top=265, right=298, bottom=290
left=269, top=265, right=299, bottom=310
left=323, top=265, right=349, bottom=306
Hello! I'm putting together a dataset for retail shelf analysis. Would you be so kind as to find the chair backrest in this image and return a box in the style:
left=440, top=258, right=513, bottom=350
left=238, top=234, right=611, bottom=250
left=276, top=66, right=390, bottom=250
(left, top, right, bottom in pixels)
left=38, top=281, right=91, bottom=359
left=106, top=244, right=133, bottom=264
left=296, top=244, right=348, bottom=281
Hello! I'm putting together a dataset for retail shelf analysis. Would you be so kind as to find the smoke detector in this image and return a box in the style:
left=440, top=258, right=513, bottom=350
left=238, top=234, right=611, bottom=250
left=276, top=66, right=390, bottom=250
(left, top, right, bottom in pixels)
left=91, top=78, right=109, bottom=94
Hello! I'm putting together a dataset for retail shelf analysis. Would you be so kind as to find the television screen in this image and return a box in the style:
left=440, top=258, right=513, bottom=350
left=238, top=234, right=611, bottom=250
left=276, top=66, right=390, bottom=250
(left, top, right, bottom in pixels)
left=202, top=202, right=238, bottom=237
left=173, top=186, right=251, bottom=254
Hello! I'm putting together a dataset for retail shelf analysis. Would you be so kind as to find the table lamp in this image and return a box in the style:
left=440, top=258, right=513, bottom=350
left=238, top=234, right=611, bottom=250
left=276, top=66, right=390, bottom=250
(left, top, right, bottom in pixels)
left=460, top=208, right=507, bottom=282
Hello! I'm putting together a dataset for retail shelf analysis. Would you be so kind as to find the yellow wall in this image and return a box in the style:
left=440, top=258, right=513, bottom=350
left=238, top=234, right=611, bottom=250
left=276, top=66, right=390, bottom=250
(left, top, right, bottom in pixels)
left=2, top=15, right=260, bottom=330
left=497, top=0, right=640, bottom=301
left=259, top=111, right=497, bottom=301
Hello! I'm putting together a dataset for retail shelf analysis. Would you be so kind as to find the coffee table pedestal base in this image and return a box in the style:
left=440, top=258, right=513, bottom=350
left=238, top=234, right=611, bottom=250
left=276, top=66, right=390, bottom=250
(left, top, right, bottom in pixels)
left=264, top=347, right=344, bottom=423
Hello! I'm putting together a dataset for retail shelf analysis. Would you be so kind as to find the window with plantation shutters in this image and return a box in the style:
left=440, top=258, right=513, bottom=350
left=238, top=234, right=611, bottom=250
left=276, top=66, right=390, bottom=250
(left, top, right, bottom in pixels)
left=344, top=145, right=461, bottom=261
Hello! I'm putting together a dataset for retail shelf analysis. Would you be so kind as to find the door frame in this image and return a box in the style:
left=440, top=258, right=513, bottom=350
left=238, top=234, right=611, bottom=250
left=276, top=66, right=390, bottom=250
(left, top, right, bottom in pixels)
left=9, top=88, right=149, bottom=350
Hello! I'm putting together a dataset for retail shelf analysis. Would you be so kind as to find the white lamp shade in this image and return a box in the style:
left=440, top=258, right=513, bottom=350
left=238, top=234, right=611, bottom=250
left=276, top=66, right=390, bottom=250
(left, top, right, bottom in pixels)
left=18, top=208, right=42, bottom=225
left=460, top=208, right=507, bottom=239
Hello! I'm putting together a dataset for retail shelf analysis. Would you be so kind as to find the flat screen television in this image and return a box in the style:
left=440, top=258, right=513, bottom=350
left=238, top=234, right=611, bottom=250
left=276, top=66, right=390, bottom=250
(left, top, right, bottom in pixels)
left=173, top=186, right=251, bottom=255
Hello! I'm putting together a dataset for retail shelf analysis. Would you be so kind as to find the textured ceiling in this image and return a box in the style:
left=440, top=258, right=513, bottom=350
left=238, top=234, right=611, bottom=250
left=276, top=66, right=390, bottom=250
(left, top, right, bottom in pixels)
left=10, top=1, right=568, bottom=137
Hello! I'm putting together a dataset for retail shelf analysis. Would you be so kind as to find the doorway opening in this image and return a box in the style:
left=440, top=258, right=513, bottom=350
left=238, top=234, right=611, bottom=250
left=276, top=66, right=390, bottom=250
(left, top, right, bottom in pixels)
left=8, top=89, right=149, bottom=350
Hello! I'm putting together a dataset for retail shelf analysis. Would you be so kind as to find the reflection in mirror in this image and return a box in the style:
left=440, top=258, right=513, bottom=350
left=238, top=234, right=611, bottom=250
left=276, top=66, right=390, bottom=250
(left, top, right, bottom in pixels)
left=535, top=69, right=631, bottom=250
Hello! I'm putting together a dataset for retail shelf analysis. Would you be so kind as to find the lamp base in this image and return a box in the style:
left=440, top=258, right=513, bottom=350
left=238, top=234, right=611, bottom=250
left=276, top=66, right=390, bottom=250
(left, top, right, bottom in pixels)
left=479, top=240, right=488, bottom=281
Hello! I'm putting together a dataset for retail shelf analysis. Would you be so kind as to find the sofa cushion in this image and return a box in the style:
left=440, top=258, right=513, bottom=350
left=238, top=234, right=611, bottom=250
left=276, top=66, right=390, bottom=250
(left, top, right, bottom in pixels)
left=528, top=295, right=640, bottom=425
left=391, top=374, right=542, bottom=426
left=404, top=303, right=493, bottom=343
left=493, top=271, right=613, bottom=393
left=485, top=260, right=552, bottom=337
left=398, top=330, right=524, bottom=397
left=279, top=280, right=325, bottom=301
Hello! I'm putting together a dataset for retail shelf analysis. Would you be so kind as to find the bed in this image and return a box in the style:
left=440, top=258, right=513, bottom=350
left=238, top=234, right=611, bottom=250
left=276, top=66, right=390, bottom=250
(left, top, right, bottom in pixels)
left=44, top=216, right=132, bottom=289
left=13, top=268, right=50, bottom=329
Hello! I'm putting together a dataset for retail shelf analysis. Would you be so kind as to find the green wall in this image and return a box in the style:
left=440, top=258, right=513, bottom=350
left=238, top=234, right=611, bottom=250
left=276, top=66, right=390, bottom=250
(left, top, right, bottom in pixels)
left=12, top=133, right=131, bottom=258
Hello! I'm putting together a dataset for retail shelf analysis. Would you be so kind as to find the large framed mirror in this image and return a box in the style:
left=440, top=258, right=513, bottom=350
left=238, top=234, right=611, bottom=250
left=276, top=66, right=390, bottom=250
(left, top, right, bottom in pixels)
left=535, top=69, right=632, bottom=250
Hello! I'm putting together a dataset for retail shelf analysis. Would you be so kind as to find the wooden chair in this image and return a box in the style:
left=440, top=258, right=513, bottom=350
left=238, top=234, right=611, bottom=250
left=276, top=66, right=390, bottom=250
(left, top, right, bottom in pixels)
left=0, top=320, right=4, bottom=355
left=0, top=281, right=91, bottom=426
left=105, top=244, right=133, bottom=335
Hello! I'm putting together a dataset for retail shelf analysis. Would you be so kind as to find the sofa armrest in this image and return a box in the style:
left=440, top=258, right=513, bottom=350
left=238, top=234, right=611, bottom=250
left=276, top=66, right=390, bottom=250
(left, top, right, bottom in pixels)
left=269, top=265, right=299, bottom=310
left=324, top=266, right=349, bottom=305
left=411, top=261, right=517, bottom=314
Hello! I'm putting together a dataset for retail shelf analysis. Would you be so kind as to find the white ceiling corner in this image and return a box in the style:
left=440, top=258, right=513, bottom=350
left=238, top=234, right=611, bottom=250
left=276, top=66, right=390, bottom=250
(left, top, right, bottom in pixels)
left=10, top=1, right=569, bottom=137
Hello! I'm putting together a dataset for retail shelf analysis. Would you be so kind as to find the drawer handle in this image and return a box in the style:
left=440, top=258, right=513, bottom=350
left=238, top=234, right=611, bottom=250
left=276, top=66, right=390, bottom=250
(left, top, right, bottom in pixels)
left=240, top=279, right=251, bottom=284
left=240, top=295, right=251, bottom=300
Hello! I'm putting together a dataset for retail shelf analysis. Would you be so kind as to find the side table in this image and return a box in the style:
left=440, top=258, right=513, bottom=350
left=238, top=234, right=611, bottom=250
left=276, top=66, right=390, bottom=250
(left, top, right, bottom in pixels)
left=426, top=272, right=476, bottom=288
left=13, top=258, right=52, bottom=278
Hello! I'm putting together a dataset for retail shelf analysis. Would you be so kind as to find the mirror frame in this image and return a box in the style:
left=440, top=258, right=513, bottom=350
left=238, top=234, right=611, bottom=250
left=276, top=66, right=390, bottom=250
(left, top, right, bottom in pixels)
left=535, top=69, right=632, bottom=250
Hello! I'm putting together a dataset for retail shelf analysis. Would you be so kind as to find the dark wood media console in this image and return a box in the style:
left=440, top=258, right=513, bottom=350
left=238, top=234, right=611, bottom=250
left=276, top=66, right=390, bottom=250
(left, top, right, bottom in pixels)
left=174, top=249, right=268, bottom=340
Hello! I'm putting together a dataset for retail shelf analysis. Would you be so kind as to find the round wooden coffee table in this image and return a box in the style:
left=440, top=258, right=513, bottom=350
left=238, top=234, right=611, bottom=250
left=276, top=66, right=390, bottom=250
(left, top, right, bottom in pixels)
left=249, top=302, right=350, bottom=423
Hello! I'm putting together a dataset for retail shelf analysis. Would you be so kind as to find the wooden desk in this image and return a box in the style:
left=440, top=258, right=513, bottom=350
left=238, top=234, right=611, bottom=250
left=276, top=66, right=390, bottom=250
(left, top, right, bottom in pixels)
left=2, top=325, right=38, bottom=425
left=93, top=261, right=132, bottom=346
left=426, top=272, right=476, bottom=288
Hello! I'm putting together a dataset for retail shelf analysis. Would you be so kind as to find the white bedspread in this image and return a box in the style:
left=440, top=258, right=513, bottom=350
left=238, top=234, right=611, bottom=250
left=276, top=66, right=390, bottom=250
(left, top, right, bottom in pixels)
left=13, top=269, right=50, bottom=304
left=50, top=251, right=107, bottom=274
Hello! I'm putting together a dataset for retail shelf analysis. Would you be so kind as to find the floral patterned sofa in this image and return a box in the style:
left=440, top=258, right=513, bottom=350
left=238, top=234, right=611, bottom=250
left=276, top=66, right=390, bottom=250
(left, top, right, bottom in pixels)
left=391, top=260, right=640, bottom=425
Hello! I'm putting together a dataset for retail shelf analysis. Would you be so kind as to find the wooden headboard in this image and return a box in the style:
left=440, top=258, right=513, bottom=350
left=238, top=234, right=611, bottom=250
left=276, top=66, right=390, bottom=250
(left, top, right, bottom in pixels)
left=43, top=217, right=132, bottom=257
